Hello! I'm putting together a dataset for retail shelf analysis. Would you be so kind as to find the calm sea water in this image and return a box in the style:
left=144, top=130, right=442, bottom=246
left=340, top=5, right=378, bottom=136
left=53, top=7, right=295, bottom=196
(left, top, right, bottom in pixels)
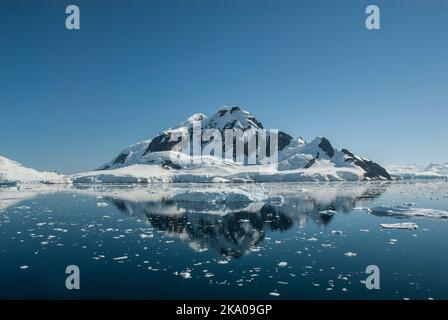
left=0, top=181, right=447, bottom=299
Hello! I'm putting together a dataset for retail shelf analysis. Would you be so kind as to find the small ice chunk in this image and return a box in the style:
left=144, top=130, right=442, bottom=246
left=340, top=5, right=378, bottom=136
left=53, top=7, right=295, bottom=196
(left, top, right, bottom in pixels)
left=180, top=271, right=191, bottom=279
left=319, top=210, right=337, bottom=215
left=20, top=265, right=29, bottom=270
left=96, top=202, right=109, bottom=208
left=344, top=252, right=357, bottom=257
left=389, top=239, right=397, bottom=245
left=277, top=261, right=288, bottom=268
left=113, top=256, right=128, bottom=261
left=269, top=292, right=280, bottom=297
left=353, top=207, right=370, bottom=211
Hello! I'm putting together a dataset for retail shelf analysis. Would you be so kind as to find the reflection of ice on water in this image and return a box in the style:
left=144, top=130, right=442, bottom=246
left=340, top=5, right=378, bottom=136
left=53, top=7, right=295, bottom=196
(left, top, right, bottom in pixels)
left=1, top=181, right=391, bottom=259
left=1, top=180, right=448, bottom=299
left=101, top=182, right=390, bottom=258
left=2, top=182, right=448, bottom=260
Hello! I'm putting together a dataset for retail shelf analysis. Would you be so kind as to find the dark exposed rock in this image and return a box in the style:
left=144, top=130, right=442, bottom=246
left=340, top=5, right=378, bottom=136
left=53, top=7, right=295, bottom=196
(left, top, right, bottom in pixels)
left=278, top=131, right=293, bottom=151
left=161, top=160, right=182, bottom=170
left=143, top=133, right=183, bottom=156
left=230, top=106, right=241, bottom=113
left=218, top=109, right=227, bottom=117
left=341, top=149, right=391, bottom=180
left=223, top=120, right=238, bottom=130
left=318, top=137, right=335, bottom=158
left=265, top=131, right=293, bottom=157
left=341, top=149, right=355, bottom=158
left=247, top=114, right=263, bottom=129
left=112, top=152, right=129, bottom=165
left=303, top=157, right=317, bottom=169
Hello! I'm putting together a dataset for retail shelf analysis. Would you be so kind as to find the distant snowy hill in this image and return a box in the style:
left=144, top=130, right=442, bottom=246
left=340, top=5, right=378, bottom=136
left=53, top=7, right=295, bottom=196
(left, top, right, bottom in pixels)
left=72, top=106, right=392, bottom=183
left=387, top=162, right=448, bottom=180
left=0, top=156, right=70, bottom=185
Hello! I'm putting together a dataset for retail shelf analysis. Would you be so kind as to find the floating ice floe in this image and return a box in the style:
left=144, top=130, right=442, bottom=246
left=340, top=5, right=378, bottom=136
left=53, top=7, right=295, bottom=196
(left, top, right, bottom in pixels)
left=277, top=261, right=288, bottom=268
left=370, top=205, right=448, bottom=219
left=319, top=210, right=337, bottom=215
left=96, top=202, right=109, bottom=208
left=140, top=233, right=154, bottom=239
left=389, top=239, right=398, bottom=245
left=380, top=223, right=418, bottom=230
left=344, top=252, right=357, bottom=257
left=353, top=207, right=371, bottom=212
left=180, top=271, right=191, bottom=279
left=20, top=265, right=29, bottom=270
left=113, top=256, right=128, bottom=261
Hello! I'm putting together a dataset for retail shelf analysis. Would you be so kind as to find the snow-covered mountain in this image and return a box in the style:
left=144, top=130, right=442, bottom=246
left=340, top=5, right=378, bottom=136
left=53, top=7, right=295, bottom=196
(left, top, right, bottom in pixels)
left=387, top=162, right=448, bottom=180
left=0, top=156, right=71, bottom=185
left=73, top=106, right=391, bottom=183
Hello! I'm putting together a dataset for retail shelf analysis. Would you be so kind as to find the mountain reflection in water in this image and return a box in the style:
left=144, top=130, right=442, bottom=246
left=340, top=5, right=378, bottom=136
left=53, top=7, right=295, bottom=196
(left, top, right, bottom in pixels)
left=107, top=183, right=388, bottom=258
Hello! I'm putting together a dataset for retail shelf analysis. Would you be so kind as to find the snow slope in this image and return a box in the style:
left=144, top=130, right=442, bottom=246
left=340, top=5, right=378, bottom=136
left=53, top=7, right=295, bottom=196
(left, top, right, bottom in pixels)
left=77, top=106, right=391, bottom=183
left=0, top=156, right=71, bottom=185
left=387, top=163, right=448, bottom=180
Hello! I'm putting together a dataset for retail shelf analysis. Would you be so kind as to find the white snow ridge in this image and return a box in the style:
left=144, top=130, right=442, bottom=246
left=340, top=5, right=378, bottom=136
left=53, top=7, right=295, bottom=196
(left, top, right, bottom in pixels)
left=0, top=156, right=71, bottom=185
left=387, top=163, right=448, bottom=180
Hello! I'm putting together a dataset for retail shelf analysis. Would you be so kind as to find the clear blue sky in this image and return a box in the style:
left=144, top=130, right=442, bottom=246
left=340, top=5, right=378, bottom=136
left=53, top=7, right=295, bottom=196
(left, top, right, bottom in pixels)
left=1, top=0, right=447, bottom=174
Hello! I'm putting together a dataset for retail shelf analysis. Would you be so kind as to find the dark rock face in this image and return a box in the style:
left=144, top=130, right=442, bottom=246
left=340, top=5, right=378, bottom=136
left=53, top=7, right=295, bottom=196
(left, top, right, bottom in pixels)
left=112, top=152, right=129, bottom=165
left=278, top=131, right=293, bottom=151
left=318, top=138, right=335, bottom=158
left=143, top=133, right=183, bottom=156
left=341, top=149, right=391, bottom=180
left=161, top=160, right=182, bottom=170
left=223, top=120, right=237, bottom=130
left=230, top=106, right=241, bottom=113
left=247, top=114, right=263, bottom=129
left=265, top=131, right=293, bottom=157
left=303, top=157, right=317, bottom=169
left=218, top=109, right=228, bottom=117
